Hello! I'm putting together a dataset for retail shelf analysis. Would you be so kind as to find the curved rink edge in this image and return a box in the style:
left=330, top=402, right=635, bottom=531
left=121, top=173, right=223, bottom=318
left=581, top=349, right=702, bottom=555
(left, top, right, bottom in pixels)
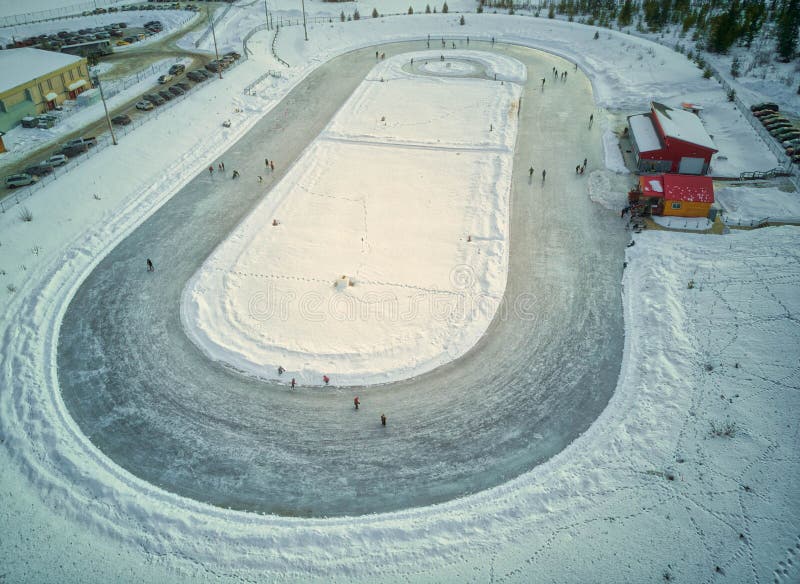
left=56, top=42, right=627, bottom=517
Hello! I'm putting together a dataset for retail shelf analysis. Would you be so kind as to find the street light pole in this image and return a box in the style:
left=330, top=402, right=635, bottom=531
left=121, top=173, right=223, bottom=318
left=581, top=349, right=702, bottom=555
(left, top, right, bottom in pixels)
left=264, top=0, right=270, bottom=31
left=207, top=7, right=223, bottom=79
left=92, top=73, right=117, bottom=146
left=300, top=0, right=308, bottom=41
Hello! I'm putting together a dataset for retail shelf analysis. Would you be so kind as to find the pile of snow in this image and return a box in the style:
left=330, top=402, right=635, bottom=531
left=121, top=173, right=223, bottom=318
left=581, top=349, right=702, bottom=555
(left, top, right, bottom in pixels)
left=717, top=183, right=800, bottom=225
left=183, top=51, right=522, bottom=385
left=651, top=215, right=712, bottom=230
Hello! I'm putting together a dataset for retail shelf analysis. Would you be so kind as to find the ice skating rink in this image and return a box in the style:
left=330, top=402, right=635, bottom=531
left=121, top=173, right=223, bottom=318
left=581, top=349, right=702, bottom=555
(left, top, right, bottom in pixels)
left=57, top=43, right=625, bottom=517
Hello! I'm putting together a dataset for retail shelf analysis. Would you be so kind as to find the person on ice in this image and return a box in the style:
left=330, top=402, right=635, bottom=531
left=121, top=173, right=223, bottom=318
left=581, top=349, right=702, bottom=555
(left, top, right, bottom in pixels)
left=589, top=113, right=594, bottom=128
left=208, top=165, right=214, bottom=174
left=529, top=166, right=534, bottom=178
left=381, top=413, right=387, bottom=426
left=323, top=375, right=330, bottom=385
left=291, top=378, right=296, bottom=389
left=146, top=258, right=154, bottom=272
left=258, top=176, right=263, bottom=183
left=354, top=396, right=360, bottom=409
left=232, top=170, right=240, bottom=179
left=270, top=160, right=275, bottom=171
left=278, top=365, right=285, bottom=375
left=542, top=169, right=546, bottom=181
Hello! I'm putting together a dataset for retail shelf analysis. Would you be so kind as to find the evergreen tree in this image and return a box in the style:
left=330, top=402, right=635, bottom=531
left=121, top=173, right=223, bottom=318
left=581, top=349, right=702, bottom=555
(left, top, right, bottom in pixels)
left=340, top=10, right=345, bottom=21
left=730, top=56, right=741, bottom=77
left=372, top=7, right=379, bottom=17
left=776, top=0, right=800, bottom=61
left=708, top=0, right=741, bottom=53
left=353, top=8, right=360, bottom=19
left=426, top=3, right=431, bottom=13
left=618, top=0, right=633, bottom=27
left=548, top=4, right=555, bottom=18
left=477, top=2, right=483, bottom=13
left=408, top=6, right=414, bottom=13
left=460, top=14, right=466, bottom=24
left=442, top=1, right=449, bottom=12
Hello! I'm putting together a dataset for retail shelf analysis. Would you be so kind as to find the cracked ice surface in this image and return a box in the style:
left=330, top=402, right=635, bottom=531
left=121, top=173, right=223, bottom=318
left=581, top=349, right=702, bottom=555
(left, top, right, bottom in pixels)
left=183, top=52, right=524, bottom=386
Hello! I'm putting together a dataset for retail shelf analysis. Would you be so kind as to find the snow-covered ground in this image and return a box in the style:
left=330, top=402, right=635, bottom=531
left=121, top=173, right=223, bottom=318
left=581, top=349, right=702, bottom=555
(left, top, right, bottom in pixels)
left=717, top=183, right=800, bottom=225
left=0, top=6, right=798, bottom=582
left=184, top=51, right=522, bottom=385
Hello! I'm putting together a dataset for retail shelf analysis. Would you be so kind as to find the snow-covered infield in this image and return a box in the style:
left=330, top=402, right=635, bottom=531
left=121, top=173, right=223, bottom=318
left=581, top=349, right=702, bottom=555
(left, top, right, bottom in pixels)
left=183, top=51, right=523, bottom=385
left=0, top=8, right=798, bottom=582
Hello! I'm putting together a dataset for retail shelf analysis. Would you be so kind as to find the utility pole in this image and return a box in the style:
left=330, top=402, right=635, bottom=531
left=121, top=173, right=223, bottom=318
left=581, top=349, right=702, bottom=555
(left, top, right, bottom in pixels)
left=92, top=72, right=117, bottom=146
left=300, top=0, right=308, bottom=41
left=264, top=0, right=270, bottom=31
left=207, top=7, right=223, bottom=79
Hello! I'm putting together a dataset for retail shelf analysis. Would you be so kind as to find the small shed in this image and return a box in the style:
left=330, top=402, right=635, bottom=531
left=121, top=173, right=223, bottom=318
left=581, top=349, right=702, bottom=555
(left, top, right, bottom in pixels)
left=630, top=174, right=714, bottom=218
left=627, top=102, right=718, bottom=175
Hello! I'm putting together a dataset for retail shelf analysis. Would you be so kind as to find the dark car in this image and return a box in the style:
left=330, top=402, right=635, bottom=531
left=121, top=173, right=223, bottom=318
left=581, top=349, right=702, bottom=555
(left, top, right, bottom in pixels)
left=774, top=127, right=800, bottom=139
left=176, top=81, right=191, bottom=91
left=764, top=119, right=792, bottom=129
left=59, top=143, right=89, bottom=157
left=168, top=63, right=185, bottom=75
left=187, top=70, right=206, bottom=82
left=158, top=90, right=173, bottom=101
left=111, top=114, right=132, bottom=125
left=168, top=85, right=185, bottom=96
left=205, top=61, right=221, bottom=72
left=143, top=93, right=165, bottom=106
left=750, top=102, right=779, bottom=112
left=23, top=163, right=55, bottom=177
left=223, top=50, right=241, bottom=60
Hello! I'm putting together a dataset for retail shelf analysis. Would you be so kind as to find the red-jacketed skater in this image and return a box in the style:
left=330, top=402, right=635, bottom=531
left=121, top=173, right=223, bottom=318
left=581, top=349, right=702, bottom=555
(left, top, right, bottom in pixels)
left=354, top=396, right=360, bottom=409
left=323, top=375, right=330, bottom=385
left=270, top=160, right=275, bottom=171
left=291, top=378, right=296, bottom=389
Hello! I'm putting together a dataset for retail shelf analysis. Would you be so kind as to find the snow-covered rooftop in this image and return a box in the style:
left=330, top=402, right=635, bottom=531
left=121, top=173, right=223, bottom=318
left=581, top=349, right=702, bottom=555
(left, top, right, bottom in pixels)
left=651, top=101, right=718, bottom=151
left=628, top=113, right=662, bottom=153
left=662, top=173, right=714, bottom=203
left=0, top=48, right=83, bottom=95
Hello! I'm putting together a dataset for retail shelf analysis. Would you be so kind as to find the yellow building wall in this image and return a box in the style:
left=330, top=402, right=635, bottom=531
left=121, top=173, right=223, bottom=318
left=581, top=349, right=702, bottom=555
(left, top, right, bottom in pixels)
left=0, top=58, right=90, bottom=114
left=663, top=201, right=711, bottom=217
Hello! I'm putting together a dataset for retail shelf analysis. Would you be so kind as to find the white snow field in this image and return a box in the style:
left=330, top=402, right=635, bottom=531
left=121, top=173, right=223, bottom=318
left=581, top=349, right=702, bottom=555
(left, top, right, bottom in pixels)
left=717, top=184, right=800, bottom=225
left=184, top=51, right=523, bottom=385
left=0, top=8, right=798, bottom=583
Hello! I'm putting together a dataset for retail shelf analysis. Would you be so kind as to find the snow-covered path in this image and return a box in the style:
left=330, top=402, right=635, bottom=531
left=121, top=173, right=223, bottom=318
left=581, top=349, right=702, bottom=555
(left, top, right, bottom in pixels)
left=57, top=41, right=625, bottom=517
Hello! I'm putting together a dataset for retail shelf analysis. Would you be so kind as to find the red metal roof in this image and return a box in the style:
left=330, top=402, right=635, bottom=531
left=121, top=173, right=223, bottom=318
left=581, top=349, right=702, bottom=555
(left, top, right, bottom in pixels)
left=662, top=174, right=714, bottom=203
left=638, top=175, right=664, bottom=196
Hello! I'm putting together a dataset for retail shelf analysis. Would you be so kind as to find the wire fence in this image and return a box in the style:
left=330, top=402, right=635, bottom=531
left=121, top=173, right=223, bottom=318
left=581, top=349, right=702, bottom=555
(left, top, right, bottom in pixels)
left=0, top=0, right=128, bottom=28
left=194, top=3, right=233, bottom=49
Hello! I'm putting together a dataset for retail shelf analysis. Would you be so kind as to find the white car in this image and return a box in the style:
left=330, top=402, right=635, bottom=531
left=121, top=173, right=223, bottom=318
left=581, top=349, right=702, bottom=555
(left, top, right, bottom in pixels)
left=44, top=154, right=68, bottom=167
left=157, top=74, right=173, bottom=84
left=136, top=100, right=154, bottom=111
left=5, top=173, right=38, bottom=189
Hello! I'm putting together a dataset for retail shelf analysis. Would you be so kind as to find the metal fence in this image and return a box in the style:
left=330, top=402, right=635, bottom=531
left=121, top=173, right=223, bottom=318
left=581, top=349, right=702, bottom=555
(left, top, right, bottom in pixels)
left=242, top=69, right=283, bottom=95
left=0, top=0, right=128, bottom=28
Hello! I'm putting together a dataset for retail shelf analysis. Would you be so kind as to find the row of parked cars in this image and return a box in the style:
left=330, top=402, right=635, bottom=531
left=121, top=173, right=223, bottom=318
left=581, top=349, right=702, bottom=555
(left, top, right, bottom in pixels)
left=3, top=136, right=98, bottom=189
left=750, top=102, right=800, bottom=164
left=4, top=22, right=128, bottom=50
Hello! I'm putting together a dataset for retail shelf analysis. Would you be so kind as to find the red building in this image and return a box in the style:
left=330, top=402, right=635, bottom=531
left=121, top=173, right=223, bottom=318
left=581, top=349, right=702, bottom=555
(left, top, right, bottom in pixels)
left=627, top=102, right=718, bottom=175
left=630, top=174, right=714, bottom=217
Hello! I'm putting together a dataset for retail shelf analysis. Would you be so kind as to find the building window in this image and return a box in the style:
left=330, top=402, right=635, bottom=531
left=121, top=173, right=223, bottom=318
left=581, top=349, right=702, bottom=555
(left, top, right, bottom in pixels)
left=68, top=69, right=74, bottom=81
left=671, top=202, right=681, bottom=210
left=47, top=79, right=53, bottom=90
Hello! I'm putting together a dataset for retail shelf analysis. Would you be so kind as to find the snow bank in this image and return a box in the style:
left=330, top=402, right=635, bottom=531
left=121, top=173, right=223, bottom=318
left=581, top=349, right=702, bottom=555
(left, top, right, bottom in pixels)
left=717, top=184, right=800, bottom=225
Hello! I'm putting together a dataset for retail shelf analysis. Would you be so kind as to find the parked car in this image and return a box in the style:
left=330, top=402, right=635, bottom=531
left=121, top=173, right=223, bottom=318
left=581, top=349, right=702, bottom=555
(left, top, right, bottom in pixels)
left=143, top=93, right=165, bottom=106
left=774, top=128, right=800, bottom=140
left=63, top=136, right=97, bottom=149
left=750, top=102, right=779, bottom=112
left=59, top=144, right=88, bottom=157
left=759, top=113, right=783, bottom=123
left=168, top=85, right=185, bottom=96
left=116, top=40, right=130, bottom=46
left=223, top=50, right=241, bottom=60
left=158, top=90, right=173, bottom=101
left=24, top=163, right=55, bottom=177
left=187, top=70, right=206, bottom=82
left=157, top=73, right=173, bottom=84
left=136, top=100, right=154, bottom=110
left=112, top=114, right=132, bottom=125
left=44, top=154, right=68, bottom=166
left=168, top=63, right=185, bottom=75
left=765, top=120, right=793, bottom=130
left=176, top=81, right=191, bottom=91
left=20, top=116, right=37, bottom=128
left=5, top=173, right=38, bottom=189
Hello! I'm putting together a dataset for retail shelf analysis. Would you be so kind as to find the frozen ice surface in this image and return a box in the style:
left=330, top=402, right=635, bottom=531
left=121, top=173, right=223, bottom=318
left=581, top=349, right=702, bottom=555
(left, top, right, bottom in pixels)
left=57, top=44, right=626, bottom=517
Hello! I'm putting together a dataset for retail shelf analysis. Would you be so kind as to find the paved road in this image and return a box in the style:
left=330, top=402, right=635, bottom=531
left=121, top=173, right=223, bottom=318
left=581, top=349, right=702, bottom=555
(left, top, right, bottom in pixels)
left=57, top=41, right=627, bottom=517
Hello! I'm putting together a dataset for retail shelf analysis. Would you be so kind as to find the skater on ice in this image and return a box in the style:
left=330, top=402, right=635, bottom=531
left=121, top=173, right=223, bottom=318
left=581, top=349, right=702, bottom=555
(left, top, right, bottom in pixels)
left=146, top=258, right=154, bottom=272
left=354, top=396, right=360, bottom=410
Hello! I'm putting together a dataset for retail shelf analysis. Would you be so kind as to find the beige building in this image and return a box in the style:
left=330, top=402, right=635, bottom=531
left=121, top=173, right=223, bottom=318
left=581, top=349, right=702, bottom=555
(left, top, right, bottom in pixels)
left=0, top=47, right=92, bottom=132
